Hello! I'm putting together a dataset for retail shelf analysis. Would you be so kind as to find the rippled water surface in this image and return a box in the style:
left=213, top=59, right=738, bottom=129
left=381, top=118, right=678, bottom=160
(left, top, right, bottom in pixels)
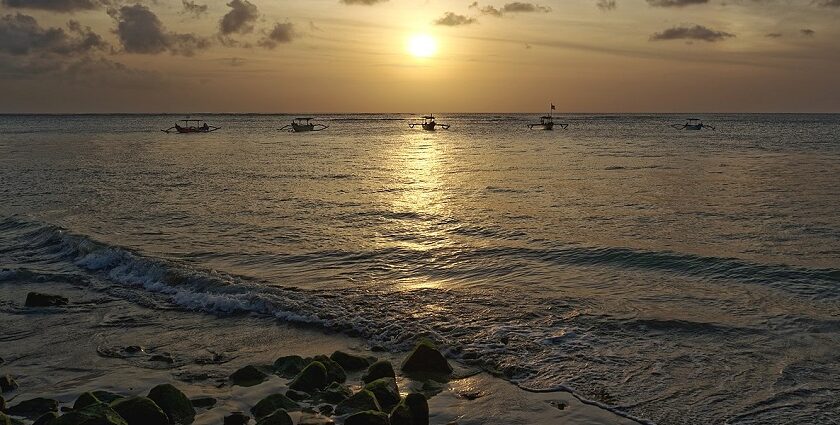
left=2, top=114, right=839, bottom=424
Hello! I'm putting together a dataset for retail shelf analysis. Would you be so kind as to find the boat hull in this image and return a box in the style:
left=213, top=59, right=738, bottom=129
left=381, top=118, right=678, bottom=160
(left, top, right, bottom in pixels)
left=292, top=123, right=315, bottom=132
left=175, top=126, right=212, bottom=133
left=422, top=123, right=436, bottom=131
left=685, top=124, right=703, bottom=130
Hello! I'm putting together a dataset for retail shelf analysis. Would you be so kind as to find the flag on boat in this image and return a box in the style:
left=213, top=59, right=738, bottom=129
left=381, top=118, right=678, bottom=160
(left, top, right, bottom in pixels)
left=551, top=103, right=556, bottom=110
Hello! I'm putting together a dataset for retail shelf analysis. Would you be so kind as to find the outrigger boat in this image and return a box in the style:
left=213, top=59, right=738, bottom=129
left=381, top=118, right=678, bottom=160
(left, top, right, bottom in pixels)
left=161, top=119, right=220, bottom=133
left=672, top=118, right=714, bottom=131
left=529, top=103, right=567, bottom=130
left=409, top=115, right=449, bottom=131
left=279, top=117, right=329, bottom=133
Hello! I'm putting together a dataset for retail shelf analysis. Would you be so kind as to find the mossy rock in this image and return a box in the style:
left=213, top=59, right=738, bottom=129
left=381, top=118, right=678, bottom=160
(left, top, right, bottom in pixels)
left=147, top=384, right=195, bottom=424
left=334, top=390, right=380, bottom=416
left=0, top=375, right=17, bottom=393
left=312, top=355, right=346, bottom=384
left=92, top=392, right=124, bottom=405
left=362, top=361, right=395, bottom=384
left=73, top=392, right=101, bottom=410
left=24, top=292, right=68, bottom=307
left=364, top=378, right=400, bottom=412
left=344, top=410, right=389, bottom=425
left=223, top=412, right=249, bottom=425
left=111, top=396, right=168, bottom=425
left=285, top=389, right=310, bottom=402
left=250, top=394, right=299, bottom=419
left=0, top=412, right=12, bottom=425
left=403, top=393, right=429, bottom=425
left=288, top=362, right=328, bottom=393
left=51, top=402, right=128, bottom=425
left=273, top=356, right=308, bottom=378
left=188, top=397, right=216, bottom=409
left=7, top=397, right=58, bottom=419
left=319, top=382, right=352, bottom=404
left=329, top=351, right=371, bottom=372
left=400, top=341, right=452, bottom=377
left=389, top=402, right=412, bottom=425
left=32, top=412, right=58, bottom=425
left=230, top=365, right=269, bottom=387
left=255, top=409, right=293, bottom=425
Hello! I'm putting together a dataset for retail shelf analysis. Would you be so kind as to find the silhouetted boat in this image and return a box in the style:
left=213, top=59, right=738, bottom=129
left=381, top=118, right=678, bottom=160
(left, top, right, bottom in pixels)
left=279, top=118, right=329, bottom=133
left=409, top=115, right=449, bottom=131
left=529, top=103, right=567, bottom=130
left=161, top=119, right=220, bottom=133
left=672, top=118, right=715, bottom=131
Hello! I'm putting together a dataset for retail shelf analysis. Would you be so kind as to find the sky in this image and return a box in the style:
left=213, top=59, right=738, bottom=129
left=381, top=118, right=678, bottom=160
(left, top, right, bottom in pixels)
left=1, top=0, right=839, bottom=113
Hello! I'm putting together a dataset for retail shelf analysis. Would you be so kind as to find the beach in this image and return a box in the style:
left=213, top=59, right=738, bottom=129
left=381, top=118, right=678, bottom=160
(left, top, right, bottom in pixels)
left=1, top=113, right=839, bottom=424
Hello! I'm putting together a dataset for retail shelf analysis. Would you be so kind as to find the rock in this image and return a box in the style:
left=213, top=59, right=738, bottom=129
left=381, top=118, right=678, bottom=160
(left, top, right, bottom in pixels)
left=312, top=355, right=346, bottom=385
left=362, top=361, right=395, bottom=384
left=400, top=341, right=452, bottom=377
left=318, top=405, right=334, bottom=416
left=0, top=395, right=5, bottom=411
left=147, top=384, right=195, bottom=424
left=364, top=378, right=400, bottom=412
left=319, top=382, right=352, bottom=404
left=0, top=375, right=18, bottom=393
left=285, top=390, right=310, bottom=402
left=329, top=351, right=371, bottom=372
left=288, top=362, right=328, bottom=393
left=223, top=412, right=249, bottom=425
left=255, top=409, right=293, bottom=425
left=0, top=412, right=11, bottom=425
left=7, top=397, right=59, bottom=419
left=230, top=365, right=268, bottom=387
left=25, top=292, right=68, bottom=307
left=250, top=394, right=299, bottom=419
left=344, top=411, right=389, bottom=425
left=297, top=413, right=334, bottom=425
left=334, top=390, right=380, bottom=416
left=51, top=402, right=128, bottom=425
left=404, top=393, right=429, bottom=425
left=389, top=402, right=412, bottom=425
left=92, top=391, right=123, bottom=404
left=273, top=356, right=307, bottom=378
left=111, top=396, right=168, bottom=425
left=32, top=412, right=58, bottom=425
left=73, top=392, right=101, bottom=410
left=188, top=397, right=216, bottom=409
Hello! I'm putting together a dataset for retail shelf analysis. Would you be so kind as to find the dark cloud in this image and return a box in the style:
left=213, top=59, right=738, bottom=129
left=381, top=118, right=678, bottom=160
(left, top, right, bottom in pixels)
left=435, top=12, right=477, bottom=26
left=180, top=0, right=208, bottom=18
left=646, top=0, right=708, bottom=7
left=470, top=1, right=551, bottom=17
left=219, top=0, right=259, bottom=35
left=0, top=13, right=106, bottom=55
left=650, top=24, right=734, bottom=42
left=0, top=0, right=100, bottom=12
left=800, top=28, right=815, bottom=36
left=339, top=0, right=387, bottom=4
left=114, top=4, right=209, bottom=56
left=596, top=0, right=617, bottom=11
left=258, top=22, right=295, bottom=49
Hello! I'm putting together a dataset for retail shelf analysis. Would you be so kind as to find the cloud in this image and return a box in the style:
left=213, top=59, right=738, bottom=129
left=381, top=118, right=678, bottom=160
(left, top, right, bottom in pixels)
left=435, top=12, right=477, bottom=26
left=800, top=28, right=815, bottom=37
left=765, top=32, right=782, bottom=38
left=817, top=0, right=840, bottom=7
left=650, top=24, right=734, bottom=42
left=469, top=2, right=551, bottom=17
left=339, top=0, right=387, bottom=4
left=180, top=0, right=208, bottom=18
left=0, top=13, right=106, bottom=56
left=596, top=0, right=617, bottom=11
left=219, top=0, right=259, bottom=35
left=114, top=4, right=209, bottom=56
left=0, top=0, right=100, bottom=12
left=258, top=22, right=295, bottom=49
left=646, top=0, right=708, bottom=7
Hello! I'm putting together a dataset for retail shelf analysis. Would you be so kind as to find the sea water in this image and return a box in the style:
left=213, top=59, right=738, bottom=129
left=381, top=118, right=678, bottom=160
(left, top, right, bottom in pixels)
left=1, top=113, right=838, bottom=424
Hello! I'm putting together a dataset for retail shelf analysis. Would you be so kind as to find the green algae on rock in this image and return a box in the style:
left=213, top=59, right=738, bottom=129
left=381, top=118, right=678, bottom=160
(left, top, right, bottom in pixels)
left=229, top=365, right=269, bottom=387
left=255, top=409, right=293, bottom=425
left=361, top=361, right=395, bottom=384
left=147, top=384, right=195, bottom=424
left=273, top=356, right=308, bottom=378
left=288, top=362, right=328, bottom=393
left=250, top=394, right=299, bottom=419
left=401, top=342, right=452, bottom=377
left=344, top=410, right=389, bottom=425
left=334, top=390, right=381, bottom=416
left=7, top=397, right=58, bottom=419
left=363, top=378, right=400, bottom=412
left=51, top=402, right=128, bottom=425
left=329, top=351, right=371, bottom=371
left=111, top=396, right=168, bottom=425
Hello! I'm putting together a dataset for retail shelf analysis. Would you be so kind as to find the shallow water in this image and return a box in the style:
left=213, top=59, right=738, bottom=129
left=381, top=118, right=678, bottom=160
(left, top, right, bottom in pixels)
left=2, top=113, right=839, bottom=424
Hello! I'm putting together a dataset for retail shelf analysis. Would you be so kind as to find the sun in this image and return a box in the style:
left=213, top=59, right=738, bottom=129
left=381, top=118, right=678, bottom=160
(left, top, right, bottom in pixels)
left=407, top=34, right=438, bottom=58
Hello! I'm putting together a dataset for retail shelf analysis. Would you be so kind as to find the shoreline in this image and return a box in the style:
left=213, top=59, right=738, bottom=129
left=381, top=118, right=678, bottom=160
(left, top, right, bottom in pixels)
left=1, top=278, right=644, bottom=425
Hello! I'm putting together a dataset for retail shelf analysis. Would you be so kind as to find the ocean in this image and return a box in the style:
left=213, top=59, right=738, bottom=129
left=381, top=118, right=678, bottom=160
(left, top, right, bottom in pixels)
left=1, top=113, right=839, bottom=424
